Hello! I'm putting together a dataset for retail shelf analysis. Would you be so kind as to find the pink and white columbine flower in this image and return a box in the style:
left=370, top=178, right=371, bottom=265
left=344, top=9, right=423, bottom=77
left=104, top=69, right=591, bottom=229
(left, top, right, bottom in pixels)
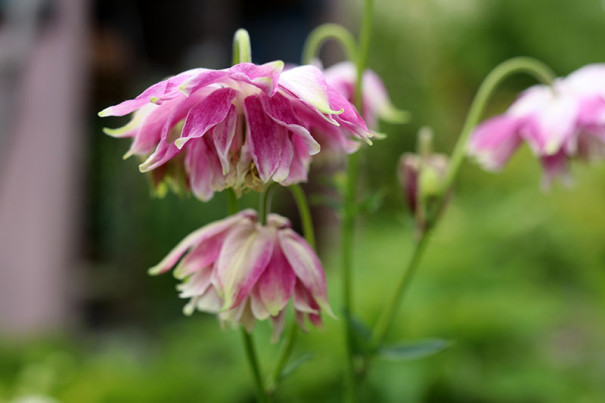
left=324, top=61, right=407, bottom=130
left=100, top=62, right=372, bottom=201
left=468, top=64, right=605, bottom=186
left=148, top=209, right=333, bottom=341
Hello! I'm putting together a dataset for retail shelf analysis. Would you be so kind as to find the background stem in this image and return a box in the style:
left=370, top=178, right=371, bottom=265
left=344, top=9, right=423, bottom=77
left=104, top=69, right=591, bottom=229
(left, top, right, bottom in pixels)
left=362, top=57, right=556, bottom=377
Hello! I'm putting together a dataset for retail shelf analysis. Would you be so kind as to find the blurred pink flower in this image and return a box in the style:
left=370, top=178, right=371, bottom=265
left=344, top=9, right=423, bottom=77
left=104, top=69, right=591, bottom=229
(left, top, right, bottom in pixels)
left=469, top=64, right=605, bottom=187
left=323, top=61, right=408, bottom=131
left=100, top=62, right=372, bottom=201
left=148, top=209, right=333, bottom=341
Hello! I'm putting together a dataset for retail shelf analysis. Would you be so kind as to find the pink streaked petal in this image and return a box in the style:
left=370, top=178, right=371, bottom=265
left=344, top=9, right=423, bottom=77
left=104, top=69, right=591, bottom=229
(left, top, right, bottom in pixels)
left=216, top=225, right=275, bottom=309
left=260, top=92, right=320, bottom=155
left=184, top=137, right=225, bottom=201
left=281, top=134, right=310, bottom=185
left=327, top=86, right=373, bottom=144
left=279, top=229, right=333, bottom=316
left=273, top=132, right=294, bottom=183
left=99, top=69, right=199, bottom=117
left=256, top=244, right=296, bottom=316
left=468, top=115, right=522, bottom=171
left=175, top=87, right=237, bottom=149
left=279, top=65, right=342, bottom=115
left=148, top=209, right=256, bottom=275
left=211, top=105, right=238, bottom=174
left=229, top=61, right=285, bottom=95
left=244, top=95, right=288, bottom=182
left=173, top=233, right=227, bottom=279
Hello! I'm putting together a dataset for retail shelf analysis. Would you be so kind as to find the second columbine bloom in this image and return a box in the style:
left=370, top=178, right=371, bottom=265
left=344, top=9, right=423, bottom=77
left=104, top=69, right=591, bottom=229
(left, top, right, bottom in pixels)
left=148, top=209, right=333, bottom=342
left=100, top=62, right=372, bottom=201
left=468, top=64, right=605, bottom=186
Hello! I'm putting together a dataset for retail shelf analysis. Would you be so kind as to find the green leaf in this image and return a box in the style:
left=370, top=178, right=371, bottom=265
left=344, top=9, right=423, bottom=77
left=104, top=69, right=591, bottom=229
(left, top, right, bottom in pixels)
left=280, top=352, right=313, bottom=379
left=345, top=314, right=372, bottom=355
left=378, top=339, right=452, bottom=361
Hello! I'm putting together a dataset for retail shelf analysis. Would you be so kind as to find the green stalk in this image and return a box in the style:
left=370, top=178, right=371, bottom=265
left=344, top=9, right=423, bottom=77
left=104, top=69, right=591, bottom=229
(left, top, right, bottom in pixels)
left=266, top=184, right=316, bottom=396
left=340, top=1, right=375, bottom=401
left=241, top=329, right=268, bottom=403
left=362, top=57, right=556, bottom=375
left=302, top=23, right=358, bottom=65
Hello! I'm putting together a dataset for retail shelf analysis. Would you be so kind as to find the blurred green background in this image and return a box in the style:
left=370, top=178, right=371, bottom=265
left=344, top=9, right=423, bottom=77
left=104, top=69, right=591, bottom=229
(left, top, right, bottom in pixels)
left=2, top=0, right=605, bottom=401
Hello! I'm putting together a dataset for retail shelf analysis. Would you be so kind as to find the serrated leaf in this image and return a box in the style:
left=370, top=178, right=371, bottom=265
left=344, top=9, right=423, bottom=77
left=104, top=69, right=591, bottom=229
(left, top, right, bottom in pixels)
left=378, top=339, right=452, bottom=361
left=280, top=352, right=313, bottom=379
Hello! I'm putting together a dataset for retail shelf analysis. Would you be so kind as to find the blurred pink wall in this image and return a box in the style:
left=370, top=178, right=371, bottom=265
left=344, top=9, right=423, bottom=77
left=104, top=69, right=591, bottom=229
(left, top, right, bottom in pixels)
left=0, top=0, right=88, bottom=337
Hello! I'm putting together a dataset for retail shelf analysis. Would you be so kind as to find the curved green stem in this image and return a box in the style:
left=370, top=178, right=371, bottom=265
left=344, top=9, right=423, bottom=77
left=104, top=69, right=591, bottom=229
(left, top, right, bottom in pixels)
left=233, top=28, right=252, bottom=64
left=266, top=184, right=316, bottom=395
left=363, top=57, right=556, bottom=374
left=302, top=23, right=359, bottom=65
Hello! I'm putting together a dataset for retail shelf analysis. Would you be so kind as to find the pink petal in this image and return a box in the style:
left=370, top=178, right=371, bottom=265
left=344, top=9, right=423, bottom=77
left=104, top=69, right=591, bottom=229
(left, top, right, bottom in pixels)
left=148, top=209, right=256, bottom=275
left=256, top=244, right=296, bottom=316
left=99, top=69, right=199, bottom=117
left=244, top=95, right=289, bottom=182
left=270, top=311, right=286, bottom=343
left=278, top=229, right=333, bottom=316
left=175, top=87, right=237, bottom=149
left=185, top=136, right=224, bottom=201
left=215, top=225, right=275, bottom=309
left=281, top=134, right=310, bottom=185
left=279, top=65, right=342, bottom=115
left=229, top=61, right=285, bottom=95
left=468, top=115, right=522, bottom=170
left=540, top=150, right=572, bottom=189
left=327, top=86, right=373, bottom=144
left=260, top=92, right=320, bottom=155
left=211, top=105, right=239, bottom=174
left=177, top=266, right=213, bottom=298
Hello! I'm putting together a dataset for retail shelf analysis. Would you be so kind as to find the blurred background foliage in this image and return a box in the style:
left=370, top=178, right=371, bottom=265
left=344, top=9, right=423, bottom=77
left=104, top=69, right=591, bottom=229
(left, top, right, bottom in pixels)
left=2, top=0, right=605, bottom=401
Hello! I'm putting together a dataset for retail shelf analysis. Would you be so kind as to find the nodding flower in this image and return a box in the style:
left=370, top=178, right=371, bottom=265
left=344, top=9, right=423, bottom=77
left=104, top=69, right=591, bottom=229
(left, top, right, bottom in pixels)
left=100, top=61, right=372, bottom=201
left=469, top=64, right=605, bottom=187
left=148, top=209, right=334, bottom=342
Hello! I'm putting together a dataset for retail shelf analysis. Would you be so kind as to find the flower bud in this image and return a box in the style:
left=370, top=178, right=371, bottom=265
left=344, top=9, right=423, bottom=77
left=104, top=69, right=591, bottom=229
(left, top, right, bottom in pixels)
left=398, top=128, right=449, bottom=233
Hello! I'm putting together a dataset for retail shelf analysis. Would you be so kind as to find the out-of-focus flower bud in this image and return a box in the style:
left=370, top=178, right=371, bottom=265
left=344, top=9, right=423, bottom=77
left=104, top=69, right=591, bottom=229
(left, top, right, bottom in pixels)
left=398, top=127, right=449, bottom=234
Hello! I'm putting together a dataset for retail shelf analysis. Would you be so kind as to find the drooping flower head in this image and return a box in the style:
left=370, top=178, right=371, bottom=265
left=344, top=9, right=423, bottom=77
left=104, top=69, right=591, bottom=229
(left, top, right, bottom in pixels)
left=468, top=64, right=605, bottom=187
left=100, top=61, right=372, bottom=201
left=148, top=209, right=333, bottom=341
left=323, top=61, right=409, bottom=130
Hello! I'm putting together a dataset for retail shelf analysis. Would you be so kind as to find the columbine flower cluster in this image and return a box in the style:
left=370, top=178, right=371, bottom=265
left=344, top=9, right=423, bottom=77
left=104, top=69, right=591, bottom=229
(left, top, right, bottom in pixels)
left=100, top=62, right=372, bottom=201
left=469, top=64, right=605, bottom=186
left=148, top=209, right=332, bottom=341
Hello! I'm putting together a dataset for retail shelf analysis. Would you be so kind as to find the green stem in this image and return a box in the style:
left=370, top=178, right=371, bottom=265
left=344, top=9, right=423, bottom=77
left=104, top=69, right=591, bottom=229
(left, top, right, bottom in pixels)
left=241, top=329, right=268, bottom=403
left=226, top=189, right=238, bottom=215
left=259, top=183, right=278, bottom=225
left=341, top=2, right=375, bottom=402
left=363, top=57, right=556, bottom=373
left=266, top=185, right=315, bottom=395
left=233, top=28, right=252, bottom=64
left=302, top=23, right=358, bottom=65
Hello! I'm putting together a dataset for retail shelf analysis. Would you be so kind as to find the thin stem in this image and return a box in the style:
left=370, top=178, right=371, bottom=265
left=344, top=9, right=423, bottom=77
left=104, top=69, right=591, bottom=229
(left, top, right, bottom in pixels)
left=268, top=320, right=299, bottom=394
left=267, top=184, right=315, bottom=394
left=232, top=28, right=252, bottom=64
left=342, top=1, right=375, bottom=402
left=362, top=57, right=556, bottom=375
left=241, top=329, right=268, bottom=403
left=302, top=23, right=358, bottom=65
left=259, top=183, right=278, bottom=226
left=288, top=184, right=316, bottom=249
left=226, top=189, right=238, bottom=215
left=355, top=0, right=374, bottom=109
